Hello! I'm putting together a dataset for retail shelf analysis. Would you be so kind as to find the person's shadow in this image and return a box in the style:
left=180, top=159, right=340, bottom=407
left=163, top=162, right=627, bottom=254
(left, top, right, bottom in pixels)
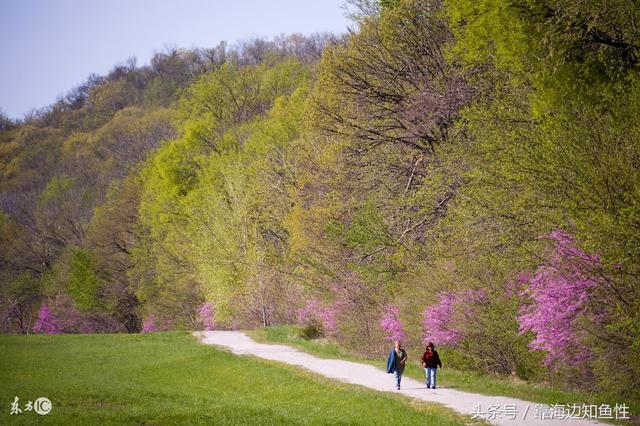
left=402, top=386, right=457, bottom=390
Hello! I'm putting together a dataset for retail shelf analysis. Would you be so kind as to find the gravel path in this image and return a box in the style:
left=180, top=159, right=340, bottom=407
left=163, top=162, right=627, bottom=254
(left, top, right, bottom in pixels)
left=194, top=331, right=609, bottom=426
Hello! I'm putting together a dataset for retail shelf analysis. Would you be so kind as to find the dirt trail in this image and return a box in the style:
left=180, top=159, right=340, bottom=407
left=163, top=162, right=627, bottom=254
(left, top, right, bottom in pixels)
left=194, top=331, right=608, bottom=426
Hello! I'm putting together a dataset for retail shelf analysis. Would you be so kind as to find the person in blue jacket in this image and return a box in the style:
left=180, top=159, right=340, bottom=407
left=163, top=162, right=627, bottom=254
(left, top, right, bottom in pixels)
left=386, top=340, right=408, bottom=390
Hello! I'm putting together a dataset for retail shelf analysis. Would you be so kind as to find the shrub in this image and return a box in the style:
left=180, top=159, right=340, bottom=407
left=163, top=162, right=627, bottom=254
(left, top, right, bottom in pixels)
left=198, top=302, right=216, bottom=331
left=299, top=320, right=323, bottom=340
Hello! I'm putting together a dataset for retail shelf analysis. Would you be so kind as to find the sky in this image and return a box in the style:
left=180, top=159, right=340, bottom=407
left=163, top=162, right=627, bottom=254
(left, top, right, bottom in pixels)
left=0, top=0, right=351, bottom=119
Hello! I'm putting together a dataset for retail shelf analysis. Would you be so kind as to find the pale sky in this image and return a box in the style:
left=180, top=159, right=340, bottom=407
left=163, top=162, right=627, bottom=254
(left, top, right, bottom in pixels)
left=0, top=0, right=351, bottom=119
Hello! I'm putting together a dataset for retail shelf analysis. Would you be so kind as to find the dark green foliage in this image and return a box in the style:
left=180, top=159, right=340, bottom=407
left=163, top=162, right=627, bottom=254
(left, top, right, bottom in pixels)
left=299, top=321, right=324, bottom=340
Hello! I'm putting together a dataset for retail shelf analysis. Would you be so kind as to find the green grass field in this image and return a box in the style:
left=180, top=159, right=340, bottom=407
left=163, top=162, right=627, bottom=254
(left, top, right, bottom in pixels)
left=0, top=332, right=480, bottom=425
left=249, top=325, right=639, bottom=423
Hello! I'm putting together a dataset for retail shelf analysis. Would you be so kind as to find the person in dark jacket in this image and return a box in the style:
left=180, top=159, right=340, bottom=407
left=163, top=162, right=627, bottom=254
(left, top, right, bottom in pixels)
left=386, top=340, right=408, bottom=390
left=420, top=341, right=442, bottom=389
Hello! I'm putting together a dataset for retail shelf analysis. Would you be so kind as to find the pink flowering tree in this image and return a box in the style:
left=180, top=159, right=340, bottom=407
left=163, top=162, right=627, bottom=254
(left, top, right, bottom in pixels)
left=141, top=312, right=174, bottom=333
left=32, top=304, right=61, bottom=334
left=31, top=296, right=121, bottom=334
left=198, top=302, right=216, bottom=331
left=379, top=305, right=406, bottom=341
left=517, top=230, right=602, bottom=367
left=141, top=314, right=160, bottom=333
left=296, top=299, right=339, bottom=336
left=422, top=289, right=487, bottom=347
left=422, top=293, right=463, bottom=346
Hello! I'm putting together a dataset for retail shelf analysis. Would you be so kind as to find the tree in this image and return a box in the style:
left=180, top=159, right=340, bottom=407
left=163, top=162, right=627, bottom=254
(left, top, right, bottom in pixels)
left=311, top=0, right=471, bottom=153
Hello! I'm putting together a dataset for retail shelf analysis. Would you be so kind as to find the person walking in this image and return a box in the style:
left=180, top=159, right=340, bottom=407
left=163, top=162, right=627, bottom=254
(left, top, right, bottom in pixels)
left=386, top=340, right=408, bottom=390
left=420, top=341, right=442, bottom=389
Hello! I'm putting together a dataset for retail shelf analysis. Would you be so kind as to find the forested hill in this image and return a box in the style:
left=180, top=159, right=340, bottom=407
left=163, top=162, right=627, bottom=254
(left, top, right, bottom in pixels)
left=0, top=34, right=329, bottom=333
left=1, top=0, right=639, bottom=404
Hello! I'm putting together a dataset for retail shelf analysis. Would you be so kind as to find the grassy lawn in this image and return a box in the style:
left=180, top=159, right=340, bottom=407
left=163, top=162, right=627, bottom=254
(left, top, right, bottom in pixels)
left=0, top=332, right=479, bottom=425
left=249, top=326, right=639, bottom=422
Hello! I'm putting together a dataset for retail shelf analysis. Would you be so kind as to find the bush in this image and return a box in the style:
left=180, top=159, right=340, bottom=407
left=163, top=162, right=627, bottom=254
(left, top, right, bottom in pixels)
left=299, top=320, right=323, bottom=340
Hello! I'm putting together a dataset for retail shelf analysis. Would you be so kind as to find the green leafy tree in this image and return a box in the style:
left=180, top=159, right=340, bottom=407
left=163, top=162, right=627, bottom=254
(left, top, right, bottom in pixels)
left=68, top=248, right=102, bottom=311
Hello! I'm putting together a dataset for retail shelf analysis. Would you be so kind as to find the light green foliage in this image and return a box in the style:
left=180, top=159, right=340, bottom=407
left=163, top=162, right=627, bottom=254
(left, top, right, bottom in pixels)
left=446, top=0, right=640, bottom=399
left=182, top=86, right=310, bottom=326
left=177, top=59, right=309, bottom=154
left=134, top=60, right=311, bottom=327
left=343, top=199, right=394, bottom=252
left=68, top=248, right=102, bottom=311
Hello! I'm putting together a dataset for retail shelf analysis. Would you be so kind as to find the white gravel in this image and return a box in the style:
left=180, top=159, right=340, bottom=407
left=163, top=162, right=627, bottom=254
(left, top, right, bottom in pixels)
left=194, top=331, right=609, bottom=426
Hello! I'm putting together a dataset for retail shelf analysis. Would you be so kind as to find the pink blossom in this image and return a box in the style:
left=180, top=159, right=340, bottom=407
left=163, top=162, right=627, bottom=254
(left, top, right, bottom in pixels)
left=296, top=299, right=321, bottom=323
left=317, top=308, right=338, bottom=334
left=31, top=299, right=120, bottom=334
left=379, top=305, right=406, bottom=341
left=422, top=293, right=463, bottom=346
left=198, top=302, right=216, bottom=331
left=296, top=299, right=339, bottom=335
left=142, top=314, right=159, bottom=333
left=79, top=322, right=95, bottom=334
left=422, top=289, right=486, bottom=347
left=32, top=304, right=61, bottom=334
left=141, top=313, right=174, bottom=332
left=517, top=230, right=601, bottom=367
